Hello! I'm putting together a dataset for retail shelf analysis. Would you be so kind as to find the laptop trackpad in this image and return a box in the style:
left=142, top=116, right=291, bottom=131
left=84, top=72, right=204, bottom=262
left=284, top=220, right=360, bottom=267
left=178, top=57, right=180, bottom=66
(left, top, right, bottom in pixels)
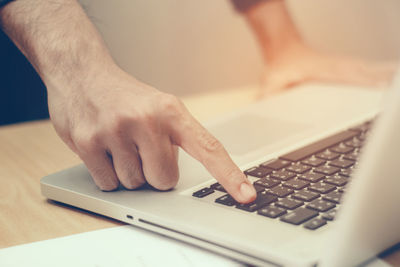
left=208, top=114, right=309, bottom=156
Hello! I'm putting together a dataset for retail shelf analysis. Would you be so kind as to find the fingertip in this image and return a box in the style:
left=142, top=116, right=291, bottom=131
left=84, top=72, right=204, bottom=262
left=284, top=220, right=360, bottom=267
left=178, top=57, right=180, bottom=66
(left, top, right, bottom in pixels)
left=89, top=168, right=120, bottom=191
left=144, top=161, right=180, bottom=191
left=216, top=170, right=256, bottom=203
left=148, top=174, right=179, bottom=191
left=236, top=182, right=257, bottom=204
left=98, top=180, right=120, bottom=191
left=122, top=179, right=146, bottom=190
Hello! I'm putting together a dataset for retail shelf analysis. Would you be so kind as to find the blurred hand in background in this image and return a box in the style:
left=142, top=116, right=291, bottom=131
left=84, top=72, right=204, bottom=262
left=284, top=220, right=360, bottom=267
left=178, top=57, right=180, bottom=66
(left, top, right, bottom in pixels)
left=242, top=0, right=397, bottom=97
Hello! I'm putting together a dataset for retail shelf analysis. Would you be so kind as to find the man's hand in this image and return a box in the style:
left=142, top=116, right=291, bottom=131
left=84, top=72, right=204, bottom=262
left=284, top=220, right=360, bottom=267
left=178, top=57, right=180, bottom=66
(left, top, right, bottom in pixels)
left=49, top=67, right=256, bottom=202
left=0, top=0, right=256, bottom=203
left=243, top=0, right=396, bottom=97
left=260, top=43, right=397, bottom=97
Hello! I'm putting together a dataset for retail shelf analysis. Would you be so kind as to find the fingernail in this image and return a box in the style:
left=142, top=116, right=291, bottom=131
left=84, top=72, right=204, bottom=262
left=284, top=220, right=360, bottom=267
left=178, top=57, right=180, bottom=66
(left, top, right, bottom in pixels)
left=240, top=182, right=256, bottom=201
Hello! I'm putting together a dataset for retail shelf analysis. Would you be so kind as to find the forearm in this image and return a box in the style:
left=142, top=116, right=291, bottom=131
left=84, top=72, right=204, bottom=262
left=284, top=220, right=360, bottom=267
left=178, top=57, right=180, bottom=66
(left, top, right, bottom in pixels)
left=0, top=0, right=117, bottom=89
left=244, top=0, right=303, bottom=63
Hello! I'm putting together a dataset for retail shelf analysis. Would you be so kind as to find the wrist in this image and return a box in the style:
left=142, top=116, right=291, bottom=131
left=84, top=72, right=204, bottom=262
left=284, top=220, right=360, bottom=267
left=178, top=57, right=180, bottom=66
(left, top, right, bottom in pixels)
left=41, top=41, right=122, bottom=93
left=245, top=0, right=303, bottom=63
left=1, top=0, right=121, bottom=94
left=266, top=41, right=311, bottom=66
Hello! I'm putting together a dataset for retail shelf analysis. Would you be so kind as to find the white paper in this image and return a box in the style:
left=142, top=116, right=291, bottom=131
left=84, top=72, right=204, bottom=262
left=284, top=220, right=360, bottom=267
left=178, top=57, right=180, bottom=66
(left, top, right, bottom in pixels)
left=0, top=225, right=243, bottom=267
left=363, top=257, right=392, bottom=267
left=0, top=225, right=392, bottom=267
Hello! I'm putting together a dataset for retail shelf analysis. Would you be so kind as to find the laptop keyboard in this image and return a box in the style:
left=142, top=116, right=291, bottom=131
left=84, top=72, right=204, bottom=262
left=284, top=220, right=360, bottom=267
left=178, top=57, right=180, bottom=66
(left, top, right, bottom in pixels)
left=192, top=120, right=373, bottom=230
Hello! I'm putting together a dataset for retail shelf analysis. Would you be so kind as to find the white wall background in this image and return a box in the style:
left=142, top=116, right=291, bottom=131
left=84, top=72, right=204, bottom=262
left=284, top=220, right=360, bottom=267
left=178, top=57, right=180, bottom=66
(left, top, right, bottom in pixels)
left=287, top=0, right=400, bottom=60
left=79, top=0, right=263, bottom=96
left=80, top=0, right=400, bottom=96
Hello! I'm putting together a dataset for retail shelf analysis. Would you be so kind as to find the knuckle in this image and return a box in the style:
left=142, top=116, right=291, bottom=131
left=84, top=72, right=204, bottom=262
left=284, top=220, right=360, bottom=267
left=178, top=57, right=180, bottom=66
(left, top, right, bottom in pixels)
left=200, top=133, right=223, bottom=154
left=159, top=93, right=181, bottom=110
left=72, top=130, right=100, bottom=154
left=158, top=93, right=184, bottom=118
left=128, top=109, right=156, bottom=130
left=54, top=129, right=78, bottom=152
left=104, top=111, right=133, bottom=133
left=106, top=115, right=126, bottom=134
left=103, top=110, right=154, bottom=138
left=129, top=110, right=153, bottom=124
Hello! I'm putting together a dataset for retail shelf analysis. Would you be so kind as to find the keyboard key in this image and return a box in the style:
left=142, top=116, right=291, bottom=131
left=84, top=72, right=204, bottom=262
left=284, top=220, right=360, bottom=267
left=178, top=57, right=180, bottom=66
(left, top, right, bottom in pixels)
left=236, top=192, right=277, bottom=212
left=292, top=190, right=320, bottom=202
left=270, top=170, right=296, bottom=181
left=266, top=185, right=294, bottom=198
left=280, top=130, right=358, bottom=161
left=213, top=123, right=367, bottom=228
left=210, top=182, right=226, bottom=192
left=322, top=191, right=343, bottom=204
left=330, top=143, right=354, bottom=154
left=258, top=206, right=287, bottom=218
left=304, top=218, right=327, bottom=230
left=275, top=198, right=303, bottom=210
left=261, top=159, right=291, bottom=170
left=235, top=202, right=262, bottom=212
left=286, top=163, right=312, bottom=174
left=301, top=156, right=326, bottom=167
left=322, top=209, right=337, bottom=221
left=215, top=194, right=237, bottom=206
left=358, top=132, right=370, bottom=141
left=244, top=166, right=272, bottom=178
left=339, top=169, right=352, bottom=177
left=192, top=187, right=214, bottom=198
left=315, top=149, right=340, bottom=160
left=325, top=175, right=348, bottom=187
left=329, top=158, right=354, bottom=169
left=314, top=165, right=340, bottom=176
left=280, top=207, right=319, bottom=225
left=308, top=182, right=336, bottom=194
left=343, top=151, right=359, bottom=161
left=344, top=137, right=363, bottom=148
left=298, top=172, right=325, bottom=183
left=282, top=179, right=310, bottom=190
left=253, top=184, right=266, bottom=193
left=306, top=199, right=336, bottom=212
left=254, top=177, right=280, bottom=189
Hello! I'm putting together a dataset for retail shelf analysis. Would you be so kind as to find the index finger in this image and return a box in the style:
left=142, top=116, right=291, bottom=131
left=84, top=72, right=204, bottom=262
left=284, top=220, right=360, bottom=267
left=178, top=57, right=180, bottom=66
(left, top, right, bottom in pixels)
left=171, top=114, right=256, bottom=204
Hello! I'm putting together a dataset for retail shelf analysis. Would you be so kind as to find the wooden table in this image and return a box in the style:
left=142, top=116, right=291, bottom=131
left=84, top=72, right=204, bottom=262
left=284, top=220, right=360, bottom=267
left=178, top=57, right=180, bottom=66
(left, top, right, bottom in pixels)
left=1, top=87, right=399, bottom=265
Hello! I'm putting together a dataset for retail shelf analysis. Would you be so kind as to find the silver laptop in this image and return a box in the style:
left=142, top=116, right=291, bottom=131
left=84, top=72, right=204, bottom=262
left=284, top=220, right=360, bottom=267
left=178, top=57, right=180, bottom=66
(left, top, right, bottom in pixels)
left=41, top=71, right=400, bottom=266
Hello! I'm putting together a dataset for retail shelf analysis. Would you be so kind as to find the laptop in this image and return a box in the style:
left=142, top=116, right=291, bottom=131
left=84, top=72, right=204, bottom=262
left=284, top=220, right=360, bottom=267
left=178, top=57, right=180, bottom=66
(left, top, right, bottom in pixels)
left=41, top=71, right=400, bottom=266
